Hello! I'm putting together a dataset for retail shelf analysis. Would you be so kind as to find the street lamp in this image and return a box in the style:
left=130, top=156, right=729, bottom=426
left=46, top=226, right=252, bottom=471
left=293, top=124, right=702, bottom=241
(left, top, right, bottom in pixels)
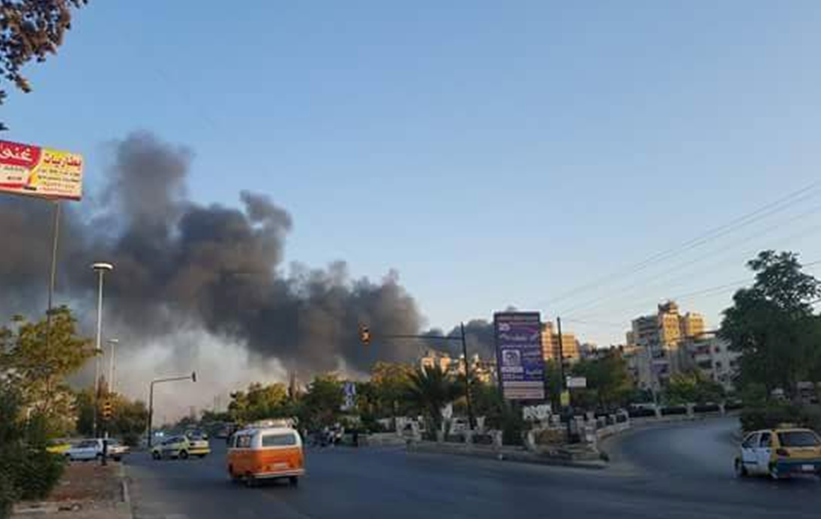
left=107, top=339, right=119, bottom=394
left=91, top=262, right=113, bottom=437
left=147, top=372, right=197, bottom=447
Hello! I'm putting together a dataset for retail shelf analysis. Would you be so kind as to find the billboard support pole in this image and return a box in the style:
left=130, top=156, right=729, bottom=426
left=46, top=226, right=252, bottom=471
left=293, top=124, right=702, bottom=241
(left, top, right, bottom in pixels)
left=45, top=200, right=61, bottom=350
left=460, top=322, right=476, bottom=430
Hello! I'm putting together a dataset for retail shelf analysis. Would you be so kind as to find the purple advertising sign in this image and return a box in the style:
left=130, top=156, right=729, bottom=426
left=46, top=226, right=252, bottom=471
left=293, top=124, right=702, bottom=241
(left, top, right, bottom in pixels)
left=494, top=312, right=545, bottom=400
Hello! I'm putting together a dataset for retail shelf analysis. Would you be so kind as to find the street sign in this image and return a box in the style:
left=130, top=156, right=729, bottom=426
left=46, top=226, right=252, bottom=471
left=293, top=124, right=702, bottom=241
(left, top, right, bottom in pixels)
left=566, top=376, right=587, bottom=389
left=341, top=381, right=357, bottom=411
left=494, top=312, right=545, bottom=400
left=0, top=139, right=83, bottom=200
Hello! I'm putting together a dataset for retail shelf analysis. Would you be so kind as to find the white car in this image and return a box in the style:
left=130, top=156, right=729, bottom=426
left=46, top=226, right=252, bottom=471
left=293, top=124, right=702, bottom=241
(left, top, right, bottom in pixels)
left=64, top=439, right=126, bottom=462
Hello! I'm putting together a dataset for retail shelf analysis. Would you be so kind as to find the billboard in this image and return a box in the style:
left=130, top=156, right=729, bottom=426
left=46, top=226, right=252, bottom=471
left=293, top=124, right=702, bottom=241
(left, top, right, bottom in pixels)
left=0, top=139, right=83, bottom=201
left=494, top=312, right=545, bottom=400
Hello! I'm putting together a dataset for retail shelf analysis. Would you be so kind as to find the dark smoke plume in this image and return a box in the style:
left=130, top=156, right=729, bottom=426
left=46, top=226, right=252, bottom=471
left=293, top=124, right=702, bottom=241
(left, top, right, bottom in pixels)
left=0, top=132, right=440, bottom=375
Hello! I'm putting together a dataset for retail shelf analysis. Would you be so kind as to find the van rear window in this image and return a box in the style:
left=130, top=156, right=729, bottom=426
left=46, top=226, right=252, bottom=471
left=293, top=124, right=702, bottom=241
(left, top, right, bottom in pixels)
left=262, top=433, right=297, bottom=447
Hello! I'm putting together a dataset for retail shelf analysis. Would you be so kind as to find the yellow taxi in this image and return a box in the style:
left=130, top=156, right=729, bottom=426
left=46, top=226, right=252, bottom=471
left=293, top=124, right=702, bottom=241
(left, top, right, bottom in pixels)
left=152, top=432, right=211, bottom=460
left=735, top=426, right=821, bottom=479
left=227, top=420, right=304, bottom=487
left=46, top=439, right=73, bottom=455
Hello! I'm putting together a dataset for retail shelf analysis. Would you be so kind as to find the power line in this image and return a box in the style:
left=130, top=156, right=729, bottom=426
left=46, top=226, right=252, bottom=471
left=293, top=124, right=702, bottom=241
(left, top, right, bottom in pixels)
left=557, top=217, right=821, bottom=317
left=569, top=259, right=821, bottom=331
left=534, top=181, right=821, bottom=310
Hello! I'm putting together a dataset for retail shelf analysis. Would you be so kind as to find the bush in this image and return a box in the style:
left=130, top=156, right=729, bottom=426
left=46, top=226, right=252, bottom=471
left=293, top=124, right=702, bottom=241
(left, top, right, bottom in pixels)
left=740, top=402, right=802, bottom=432
left=661, top=406, right=687, bottom=416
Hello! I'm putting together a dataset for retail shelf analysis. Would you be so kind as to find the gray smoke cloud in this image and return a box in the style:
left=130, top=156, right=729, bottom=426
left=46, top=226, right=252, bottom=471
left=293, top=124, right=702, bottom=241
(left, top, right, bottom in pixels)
left=0, top=132, right=440, bottom=378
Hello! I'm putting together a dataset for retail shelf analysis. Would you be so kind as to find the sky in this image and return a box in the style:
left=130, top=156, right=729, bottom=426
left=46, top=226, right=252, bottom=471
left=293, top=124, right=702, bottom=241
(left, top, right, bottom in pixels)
left=3, top=1, right=821, bottom=348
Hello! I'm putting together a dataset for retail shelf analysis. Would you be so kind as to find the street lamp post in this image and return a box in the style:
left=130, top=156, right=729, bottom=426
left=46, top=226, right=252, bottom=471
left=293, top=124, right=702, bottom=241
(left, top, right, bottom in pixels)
left=107, top=339, right=119, bottom=394
left=91, top=262, right=113, bottom=438
left=147, top=372, right=197, bottom=448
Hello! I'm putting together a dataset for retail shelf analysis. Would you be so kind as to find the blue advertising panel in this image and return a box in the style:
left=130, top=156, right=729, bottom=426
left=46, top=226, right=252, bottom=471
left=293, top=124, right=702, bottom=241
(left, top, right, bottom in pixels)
left=494, top=312, right=545, bottom=400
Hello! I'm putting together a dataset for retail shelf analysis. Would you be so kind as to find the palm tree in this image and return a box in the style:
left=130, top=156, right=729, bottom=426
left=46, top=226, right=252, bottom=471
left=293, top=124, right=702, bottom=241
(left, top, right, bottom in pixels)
left=405, top=365, right=462, bottom=434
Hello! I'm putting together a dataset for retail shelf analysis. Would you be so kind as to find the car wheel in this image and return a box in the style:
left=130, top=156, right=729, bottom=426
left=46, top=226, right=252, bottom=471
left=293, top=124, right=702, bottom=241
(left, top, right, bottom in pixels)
left=152, top=451, right=161, bottom=460
left=289, top=476, right=299, bottom=487
left=179, top=450, right=189, bottom=460
left=734, top=459, right=748, bottom=478
left=113, top=456, right=122, bottom=462
left=244, top=475, right=256, bottom=488
left=197, top=454, right=206, bottom=458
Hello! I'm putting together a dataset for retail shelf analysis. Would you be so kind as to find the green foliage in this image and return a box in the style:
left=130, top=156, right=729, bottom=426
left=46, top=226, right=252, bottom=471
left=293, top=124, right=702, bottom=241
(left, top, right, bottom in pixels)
left=720, top=251, right=821, bottom=398
left=74, top=389, right=148, bottom=445
left=405, top=365, right=462, bottom=432
left=665, top=371, right=726, bottom=405
left=298, top=374, right=344, bottom=430
left=0, top=0, right=89, bottom=129
left=570, top=349, right=635, bottom=410
left=0, top=383, right=65, bottom=514
left=0, top=307, right=94, bottom=436
left=740, top=401, right=804, bottom=432
left=370, top=362, right=414, bottom=418
left=228, top=382, right=291, bottom=424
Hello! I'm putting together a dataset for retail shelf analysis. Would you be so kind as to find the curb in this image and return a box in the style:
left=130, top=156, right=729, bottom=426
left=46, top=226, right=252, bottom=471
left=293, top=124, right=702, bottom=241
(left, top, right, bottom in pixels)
left=117, top=463, right=133, bottom=519
left=407, top=442, right=607, bottom=470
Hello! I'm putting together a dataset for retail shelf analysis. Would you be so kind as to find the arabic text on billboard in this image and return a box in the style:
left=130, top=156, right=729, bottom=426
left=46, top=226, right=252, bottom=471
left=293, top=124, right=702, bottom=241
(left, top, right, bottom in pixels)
left=0, top=139, right=83, bottom=201
left=494, top=312, right=545, bottom=400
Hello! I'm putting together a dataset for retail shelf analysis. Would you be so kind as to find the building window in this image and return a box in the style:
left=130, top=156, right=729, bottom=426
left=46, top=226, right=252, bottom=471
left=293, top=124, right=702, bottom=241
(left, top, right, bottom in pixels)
left=715, top=361, right=722, bottom=369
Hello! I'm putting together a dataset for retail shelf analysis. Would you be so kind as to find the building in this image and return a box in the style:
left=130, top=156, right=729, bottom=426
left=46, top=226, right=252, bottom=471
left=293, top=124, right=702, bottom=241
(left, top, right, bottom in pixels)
left=419, top=350, right=497, bottom=385
left=626, top=301, right=708, bottom=391
left=541, top=321, right=580, bottom=364
left=682, top=334, right=740, bottom=391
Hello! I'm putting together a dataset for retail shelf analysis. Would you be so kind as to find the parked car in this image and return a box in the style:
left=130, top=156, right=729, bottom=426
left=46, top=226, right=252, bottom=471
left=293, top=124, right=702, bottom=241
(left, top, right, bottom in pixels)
left=46, top=439, right=73, bottom=455
left=64, top=439, right=127, bottom=462
left=152, top=433, right=211, bottom=460
left=735, top=427, right=821, bottom=479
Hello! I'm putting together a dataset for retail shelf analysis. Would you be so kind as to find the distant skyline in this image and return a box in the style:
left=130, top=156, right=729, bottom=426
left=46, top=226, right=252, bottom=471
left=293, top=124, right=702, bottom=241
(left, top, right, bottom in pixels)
left=3, top=1, right=821, bottom=347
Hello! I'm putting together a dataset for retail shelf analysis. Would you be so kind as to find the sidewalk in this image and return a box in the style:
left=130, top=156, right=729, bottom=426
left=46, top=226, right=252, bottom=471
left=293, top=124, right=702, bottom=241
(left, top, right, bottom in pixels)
left=12, top=462, right=131, bottom=518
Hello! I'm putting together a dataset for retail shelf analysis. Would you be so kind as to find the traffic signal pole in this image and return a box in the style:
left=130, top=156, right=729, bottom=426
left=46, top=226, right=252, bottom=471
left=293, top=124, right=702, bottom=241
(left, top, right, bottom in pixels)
left=359, top=323, right=476, bottom=430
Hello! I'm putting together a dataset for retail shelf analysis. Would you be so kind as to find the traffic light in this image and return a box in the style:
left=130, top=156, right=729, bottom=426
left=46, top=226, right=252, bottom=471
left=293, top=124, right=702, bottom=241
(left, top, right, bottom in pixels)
left=102, top=400, right=113, bottom=421
left=359, top=324, right=371, bottom=345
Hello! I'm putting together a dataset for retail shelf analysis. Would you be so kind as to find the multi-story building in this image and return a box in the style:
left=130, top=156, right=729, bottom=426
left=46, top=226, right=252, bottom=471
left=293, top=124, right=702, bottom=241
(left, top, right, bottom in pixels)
left=419, top=350, right=497, bottom=385
left=626, top=301, right=708, bottom=391
left=682, top=334, right=740, bottom=391
left=541, top=321, right=580, bottom=364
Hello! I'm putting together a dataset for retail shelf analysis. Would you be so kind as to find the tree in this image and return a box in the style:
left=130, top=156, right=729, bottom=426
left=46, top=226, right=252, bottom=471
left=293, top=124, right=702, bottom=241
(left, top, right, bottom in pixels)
left=75, top=388, right=148, bottom=445
left=720, top=251, right=821, bottom=398
left=0, top=0, right=88, bottom=129
left=0, top=382, right=65, bottom=515
left=370, top=361, right=414, bottom=420
left=227, top=382, right=290, bottom=423
left=665, top=370, right=725, bottom=405
left=405, top=365, right=461, bottom=433
left=0, top=307, right=94, bottom=437
left=299, top=374, right=343, bottom=430
left=570, top=349, right=634, bottom=410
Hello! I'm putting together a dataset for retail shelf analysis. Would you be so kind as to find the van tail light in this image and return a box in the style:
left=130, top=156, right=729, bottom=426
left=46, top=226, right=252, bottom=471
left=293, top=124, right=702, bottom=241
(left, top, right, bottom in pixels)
left=776, top=448, right=790, bottom=457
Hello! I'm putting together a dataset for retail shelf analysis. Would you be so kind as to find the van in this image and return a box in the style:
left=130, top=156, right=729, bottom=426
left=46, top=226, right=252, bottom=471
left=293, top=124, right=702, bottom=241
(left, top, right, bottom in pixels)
left=227, top=424, right=304, bottom=486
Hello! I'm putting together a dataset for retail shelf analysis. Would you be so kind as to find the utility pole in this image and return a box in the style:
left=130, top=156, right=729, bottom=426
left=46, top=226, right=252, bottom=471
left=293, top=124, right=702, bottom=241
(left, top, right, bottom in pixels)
left=147, top=372, right=197, bottom=447
left=91, top=262, right=114, bottom=437
left=556, top=317, right=573, bottom=442
left=460, top=323, right=476, bottom=431
left=45, top=201, right=61, bottom=351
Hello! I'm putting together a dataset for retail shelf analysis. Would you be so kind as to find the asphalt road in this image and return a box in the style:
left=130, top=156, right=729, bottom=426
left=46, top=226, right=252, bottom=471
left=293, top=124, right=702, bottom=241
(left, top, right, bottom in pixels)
left=126, top=418, right=821, bottom=519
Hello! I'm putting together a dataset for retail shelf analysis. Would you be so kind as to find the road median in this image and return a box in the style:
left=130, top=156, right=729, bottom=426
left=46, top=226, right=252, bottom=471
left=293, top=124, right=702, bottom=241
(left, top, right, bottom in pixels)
left=406, top=440, right=607, bottom=469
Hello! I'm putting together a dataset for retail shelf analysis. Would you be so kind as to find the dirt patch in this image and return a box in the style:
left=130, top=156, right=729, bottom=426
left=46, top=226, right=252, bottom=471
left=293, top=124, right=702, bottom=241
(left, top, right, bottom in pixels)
left=45, top=462, right=122, bottom=503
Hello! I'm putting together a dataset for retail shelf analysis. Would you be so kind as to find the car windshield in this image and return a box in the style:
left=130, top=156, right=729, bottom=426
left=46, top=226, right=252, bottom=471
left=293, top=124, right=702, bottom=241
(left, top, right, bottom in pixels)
left=77, top=440, right=97, bottom=448
left=778, top=431, right=821, bottom=447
